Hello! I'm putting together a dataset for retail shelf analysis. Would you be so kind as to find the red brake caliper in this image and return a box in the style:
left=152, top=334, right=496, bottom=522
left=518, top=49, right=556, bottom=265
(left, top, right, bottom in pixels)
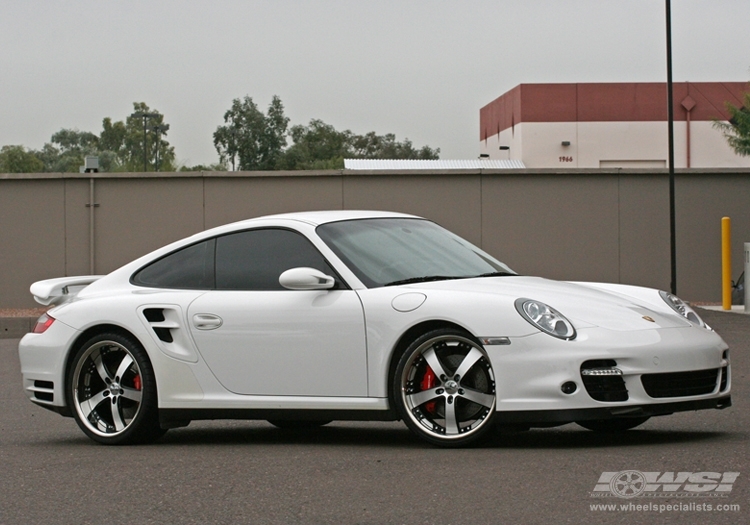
left=420, top=366, right=437, bottom=414
left=133, top=375, right=142, bottom=391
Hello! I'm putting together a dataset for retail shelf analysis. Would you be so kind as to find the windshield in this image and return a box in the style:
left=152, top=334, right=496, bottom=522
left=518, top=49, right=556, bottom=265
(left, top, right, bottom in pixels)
left=316, top=218, right=515, bottom=288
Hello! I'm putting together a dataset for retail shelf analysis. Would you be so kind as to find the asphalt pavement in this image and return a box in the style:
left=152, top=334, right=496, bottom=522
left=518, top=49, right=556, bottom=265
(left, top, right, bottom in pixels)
left=1, top=308, right=747, bottom=525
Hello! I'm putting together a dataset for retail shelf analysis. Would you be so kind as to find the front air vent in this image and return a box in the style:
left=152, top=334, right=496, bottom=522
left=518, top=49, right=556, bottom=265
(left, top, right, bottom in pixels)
left=641, top=369, right=720, bottom=398
left=720, top=350, right=730, bottom=392
left=720, top=367, right=728, bottom=392
left=580, top=359, right=628, bottom=402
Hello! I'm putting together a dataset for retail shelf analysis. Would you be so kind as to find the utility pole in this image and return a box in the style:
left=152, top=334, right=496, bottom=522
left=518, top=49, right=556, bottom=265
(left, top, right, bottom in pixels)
left=130, top=111, right=159, bottom=172
left=153, top=124, right=170, bottom=171
left=665, top=0, right=677, bottom=295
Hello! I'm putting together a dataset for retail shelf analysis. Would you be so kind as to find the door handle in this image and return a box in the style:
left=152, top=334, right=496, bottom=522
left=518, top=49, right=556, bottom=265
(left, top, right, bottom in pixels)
left=192, top=313, right=223, bottom=330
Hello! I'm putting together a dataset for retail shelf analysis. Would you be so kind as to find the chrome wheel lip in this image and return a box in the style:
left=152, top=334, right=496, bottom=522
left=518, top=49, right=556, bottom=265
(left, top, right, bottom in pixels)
left=72, top=340, right=143, bottom=438
left=400, top=334, right=496, bottom=441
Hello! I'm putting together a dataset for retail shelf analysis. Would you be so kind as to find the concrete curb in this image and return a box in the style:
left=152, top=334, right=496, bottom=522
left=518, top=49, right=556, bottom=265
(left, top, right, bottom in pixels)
left=0, top=317, right=36, bottom=339
left=697, top=305, right=750, bottom=315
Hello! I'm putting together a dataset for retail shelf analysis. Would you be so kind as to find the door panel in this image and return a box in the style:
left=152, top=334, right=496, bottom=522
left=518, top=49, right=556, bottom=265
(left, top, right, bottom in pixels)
left=188, top=290, right=367, bottom=396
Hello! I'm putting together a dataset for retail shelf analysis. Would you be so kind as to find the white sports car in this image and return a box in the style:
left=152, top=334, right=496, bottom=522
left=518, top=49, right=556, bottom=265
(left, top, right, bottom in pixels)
left=18, top=211, right=731, bottom=447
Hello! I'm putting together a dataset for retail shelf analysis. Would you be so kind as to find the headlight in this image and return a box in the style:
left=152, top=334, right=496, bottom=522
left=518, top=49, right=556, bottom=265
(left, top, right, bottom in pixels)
left=659, top=291, right=711, bottom=330
left=514, top=298, right=576, bottom=340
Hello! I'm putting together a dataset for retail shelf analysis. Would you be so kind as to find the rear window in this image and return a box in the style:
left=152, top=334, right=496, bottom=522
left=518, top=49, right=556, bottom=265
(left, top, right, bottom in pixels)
left=131, top=239, right=215, bottom=289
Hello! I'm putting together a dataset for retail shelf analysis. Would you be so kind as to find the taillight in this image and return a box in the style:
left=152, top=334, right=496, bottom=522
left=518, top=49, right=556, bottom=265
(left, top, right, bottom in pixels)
left=32, top=313, right=55, bottom=334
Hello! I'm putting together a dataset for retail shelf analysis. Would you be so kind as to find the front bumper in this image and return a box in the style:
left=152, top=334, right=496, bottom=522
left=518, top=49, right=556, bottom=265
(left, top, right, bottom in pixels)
left=495, top=396, right=731, bottom=424
left=485, top=325, right=730, bottom=417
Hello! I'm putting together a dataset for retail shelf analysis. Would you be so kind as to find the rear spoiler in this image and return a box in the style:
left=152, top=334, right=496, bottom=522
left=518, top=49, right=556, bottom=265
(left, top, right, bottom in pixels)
left=30, top=276, right=105, bottom=306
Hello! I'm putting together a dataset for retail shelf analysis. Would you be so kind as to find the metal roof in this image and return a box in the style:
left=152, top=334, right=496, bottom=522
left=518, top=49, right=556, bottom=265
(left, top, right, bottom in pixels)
left=344, top=159, right=526, bottom=170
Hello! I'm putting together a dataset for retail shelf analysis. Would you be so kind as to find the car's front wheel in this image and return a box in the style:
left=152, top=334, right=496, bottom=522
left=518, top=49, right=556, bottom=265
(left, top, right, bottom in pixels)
left=67, top=332, right=165, bottom=445
left=394, top=329, right=497, bottom=447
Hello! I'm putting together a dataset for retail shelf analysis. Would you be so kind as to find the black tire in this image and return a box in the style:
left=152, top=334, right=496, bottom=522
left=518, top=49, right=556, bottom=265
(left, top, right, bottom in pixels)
left=67, top=332, right=166, bottom=445
left=267, top=420, right=332, bottom=430
left=393, top=328, right=497, bottom=447
left=576, top=417, right=650, bottom=433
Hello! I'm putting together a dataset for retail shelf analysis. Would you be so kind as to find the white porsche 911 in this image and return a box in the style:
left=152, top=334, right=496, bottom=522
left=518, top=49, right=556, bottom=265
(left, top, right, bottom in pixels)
left=18, top=210, right=731, bottom=447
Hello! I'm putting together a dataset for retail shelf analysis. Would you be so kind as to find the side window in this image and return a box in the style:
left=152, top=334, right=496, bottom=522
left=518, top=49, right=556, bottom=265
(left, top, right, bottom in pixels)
left=215, top=228, right=337, bottom=291
left=132, top=239, right=215, bottom=289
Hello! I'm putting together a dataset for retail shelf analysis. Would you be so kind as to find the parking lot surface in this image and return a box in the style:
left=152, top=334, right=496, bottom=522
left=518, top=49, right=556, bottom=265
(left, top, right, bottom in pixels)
left=1, top=309, right=747, bottom=524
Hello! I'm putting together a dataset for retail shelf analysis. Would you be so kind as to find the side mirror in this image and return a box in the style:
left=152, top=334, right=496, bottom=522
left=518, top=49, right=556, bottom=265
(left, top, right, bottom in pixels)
left=279, top=267, right=336, bottom=290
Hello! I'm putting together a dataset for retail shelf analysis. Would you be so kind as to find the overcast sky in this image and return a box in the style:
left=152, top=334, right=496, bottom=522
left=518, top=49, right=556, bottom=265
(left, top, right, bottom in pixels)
left=1, top=0, right=748, bottom=167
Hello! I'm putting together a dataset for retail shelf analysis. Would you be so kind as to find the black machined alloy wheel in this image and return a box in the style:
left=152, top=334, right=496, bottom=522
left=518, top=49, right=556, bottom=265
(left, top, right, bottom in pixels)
left=576, top=417, right=650, bottom=433
left=68, top=332, right=165, bottom=445
left=394, top=329, right=497, bottom=447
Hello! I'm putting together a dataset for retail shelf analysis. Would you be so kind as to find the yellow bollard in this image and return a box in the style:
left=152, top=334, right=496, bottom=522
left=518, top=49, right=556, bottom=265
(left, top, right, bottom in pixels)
left=722, top=217, right=731, bottom=310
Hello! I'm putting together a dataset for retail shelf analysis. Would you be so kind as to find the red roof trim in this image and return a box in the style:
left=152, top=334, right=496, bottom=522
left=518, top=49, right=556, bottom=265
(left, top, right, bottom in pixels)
left=480, top=82, right=750, bottom=138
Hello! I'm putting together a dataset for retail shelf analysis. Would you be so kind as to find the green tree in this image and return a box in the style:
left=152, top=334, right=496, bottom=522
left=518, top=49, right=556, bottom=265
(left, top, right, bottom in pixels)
left=27, top=104, right=175, bottom=173
left=99, top=117, right=127, bottom=159
left=348, top=131, right=439, bottom=160
left=715, top=90, right=750, bottom=156
left=0, top=145, right=44, bottom=173
left=277, top=119, right=351, bottom=170
left=178, top=162, right=227, bottom=172
left=277, top=118, right=440, bottom=169
left=33, top=143, right=65, bottom=172
left=214, top=96, right=289, bottom=170
left=35, top=129, right=122, bottom=173
left=47, top=129, right=100, bottom=172
left=124, top=102, right=176, bottom=171
left=51, top=128, right=99, bottom=152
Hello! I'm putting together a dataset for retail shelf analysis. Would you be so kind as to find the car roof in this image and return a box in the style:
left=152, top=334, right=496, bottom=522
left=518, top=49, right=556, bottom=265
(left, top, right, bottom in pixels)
left=160, top=210, right=423, bottom=250
left=231, top=210, right=420, bottom=228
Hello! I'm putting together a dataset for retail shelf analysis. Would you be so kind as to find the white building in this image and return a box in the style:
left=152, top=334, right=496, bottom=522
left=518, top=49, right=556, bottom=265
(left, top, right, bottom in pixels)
left=344, top=159, right=525, bottom=169
left=479, top=82, right=750, bottom=169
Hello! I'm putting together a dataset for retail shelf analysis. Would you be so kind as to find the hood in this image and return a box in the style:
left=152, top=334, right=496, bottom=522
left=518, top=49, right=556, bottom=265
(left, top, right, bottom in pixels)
left=403, top=276, right=689, bottom=331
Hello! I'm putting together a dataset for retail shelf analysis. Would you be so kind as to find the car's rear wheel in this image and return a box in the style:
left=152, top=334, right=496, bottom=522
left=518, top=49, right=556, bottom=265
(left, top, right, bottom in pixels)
left=394, top=329, right=497, bottom=447
left=576, top=417, right=650, bottom=432
left=68, top=332, right=165, bottom=445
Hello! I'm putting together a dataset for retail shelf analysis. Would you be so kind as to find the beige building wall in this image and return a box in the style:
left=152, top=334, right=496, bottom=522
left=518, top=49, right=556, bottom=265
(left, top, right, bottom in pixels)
left=94, top=178, right=206, bottom=271
left=690, top=122, right=748, bottom=168
left=481, top=173, right=621, bottom=282
left=342, top=174, right=483, bottom=245
left=203, top=175, right=344, bottom=228
left=578, top=122, right=671, bottom=168
left=1, top=169, right=748, bottom=308
left=0, top=179, right=68, bottom=305
left=482, top=128, right=522, bottom=164
left=480, top=122, right=750, bottom=169
left=480, top=82, right=750, bottom=169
